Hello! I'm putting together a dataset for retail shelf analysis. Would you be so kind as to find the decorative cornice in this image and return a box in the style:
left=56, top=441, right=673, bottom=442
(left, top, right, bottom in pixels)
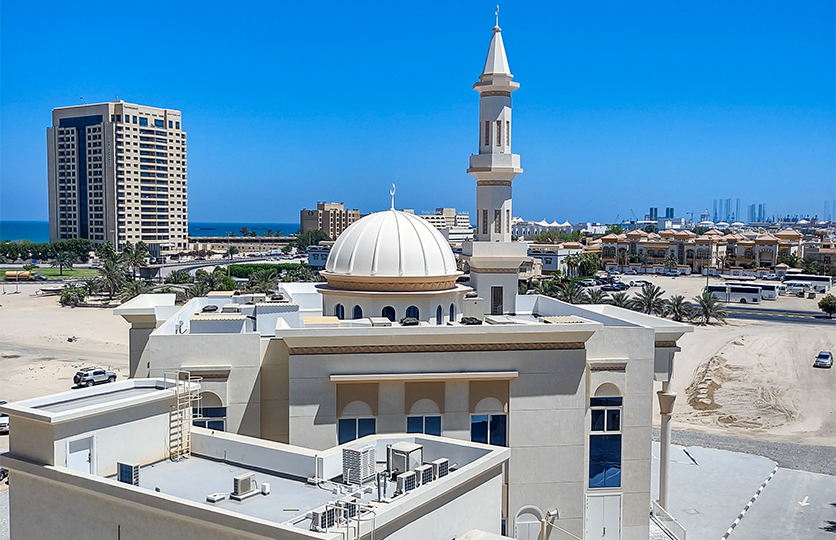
left=589, top=362, right=627, bottom=372
left=290, top=341, right=586, bottom=355
left=476, top=180, right=513, bottom=186
left=469, top=267, right=519, bottom=274
left=655, top=341, right=677, bottom=348
left=481, top=91, right=511, bottom=97
left=322, top=273, right=459, bottom=292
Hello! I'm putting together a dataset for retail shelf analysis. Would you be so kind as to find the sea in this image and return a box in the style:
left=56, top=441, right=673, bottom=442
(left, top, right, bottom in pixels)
left=0, top=221, right=300, bottom=243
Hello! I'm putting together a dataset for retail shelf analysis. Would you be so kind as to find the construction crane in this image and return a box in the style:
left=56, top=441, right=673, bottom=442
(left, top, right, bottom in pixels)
left=630, top=209, right=637, bottom=222
left=613, top=214, right=620, bottom=224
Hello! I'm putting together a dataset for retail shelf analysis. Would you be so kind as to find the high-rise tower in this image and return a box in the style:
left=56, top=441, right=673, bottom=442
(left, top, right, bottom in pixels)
left=462, top=17, right=528, bottom=315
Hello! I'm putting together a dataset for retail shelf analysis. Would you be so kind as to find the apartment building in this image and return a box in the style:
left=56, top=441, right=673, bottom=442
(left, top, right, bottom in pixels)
left=300, top=202, right=360, bottom=239
left=47, top=100, right=188, bottom=257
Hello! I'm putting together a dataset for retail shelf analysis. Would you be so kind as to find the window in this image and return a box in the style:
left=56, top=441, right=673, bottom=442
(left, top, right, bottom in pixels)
left=506, top=120, right=510, bottom=146
left=482, top=209, right=488, bottom=235
left=495, top=209, right=501, bottom=233
left=436, top=305, right=443, bottom=325
left=155, top=119, right=164, bottom=128
left=484, top=120, right=490, bottom=146
left=353, top=305, right=363, bottom=319
left=589, top=396, right=622, bottom=488
left=506, top=209, right=510, bottom=234
left=175, top=122, right=180, bottom=129
left=139, top=117, right=148, bottom=127
left=335, top=304, right=345, bottom=319
left=169, top=121, right=173, bottom=128
left=338, top=418, right=376, bottom=445
left=192, top=406, right=226, bottom=431
left=382, top=306, right=396, bottom=322
left=407, top=416, right=442, bottom=436
left=132, top=116, right=137, bottom=124
left=449, top=303, right=455, bottom=322
left=405, top=305, right=419, bottom=319
left=496, top=120, right=502, bottom=146
left=471, top=414, right=506, bottom=446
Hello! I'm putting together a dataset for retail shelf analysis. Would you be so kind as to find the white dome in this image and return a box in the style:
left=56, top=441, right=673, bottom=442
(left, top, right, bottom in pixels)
left=324, top=209, right=458, bottom=286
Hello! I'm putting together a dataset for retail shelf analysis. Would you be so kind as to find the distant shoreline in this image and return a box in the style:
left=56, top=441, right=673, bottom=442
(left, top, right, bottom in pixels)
left=0, top=221, right=301, bottom=244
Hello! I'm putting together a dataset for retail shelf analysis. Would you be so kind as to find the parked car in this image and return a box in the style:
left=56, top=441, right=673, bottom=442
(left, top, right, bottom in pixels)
left=73, top=367, right=117, bottom=387
left=602, top=283, right=629, bottom=292
left=814, top=351, right=833, bottom=368
left=664, top=270, right=680, bottom=277
left=624, top=269, right=638, bottom=275
left=0, top=401, right=9, bottom=434
left=579, top=279, right=597, bottom=287
left=763, top=273, right=778, bottom=280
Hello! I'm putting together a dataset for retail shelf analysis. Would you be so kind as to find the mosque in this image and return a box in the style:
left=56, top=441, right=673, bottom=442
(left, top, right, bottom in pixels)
left=115, top=19, right=692, bottom=540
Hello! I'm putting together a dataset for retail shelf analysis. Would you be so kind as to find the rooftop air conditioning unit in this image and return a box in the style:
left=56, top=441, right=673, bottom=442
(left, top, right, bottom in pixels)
left=339, top=498, right=359, bottom=519
left=368, top=317, right=392, bottom=327
left=415, top=464, right=433, bottom=487
left=342, top=442, right=376, bottom=485
left=431, top=458, right=449, bottom=479
left=311, top=506, right=338, bottom=532
left=387, top=442, right=423, bottom=476
left=117, top=462, right=139, bottom=486
left=231, top=472, right=257, bottom=501
left=221, top=304, right=241, bottom=313
left=397, top=471, right=417, bottom=495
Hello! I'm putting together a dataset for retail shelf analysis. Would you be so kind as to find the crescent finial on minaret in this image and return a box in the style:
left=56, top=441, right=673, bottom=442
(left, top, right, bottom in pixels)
left=390, top=184, right=396, bottom=210
left=495, top=5, right=499, bottom=28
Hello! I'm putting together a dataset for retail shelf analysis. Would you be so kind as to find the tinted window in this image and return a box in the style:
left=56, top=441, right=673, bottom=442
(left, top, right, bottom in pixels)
left=589, top=434, right=622, bottom=488
left=357, top=418, right=376, bottom=438
left=425, top=416, right=442, bottom=436
left=471, top=415, right=488, bottom=444
left=406, top=416, right=423, bottom=433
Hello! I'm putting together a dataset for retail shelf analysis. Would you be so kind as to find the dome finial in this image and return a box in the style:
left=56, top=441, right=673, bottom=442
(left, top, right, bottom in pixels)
left=495, top=5, right=500, bottom=29
left=390, top=183, right=396, bottom=210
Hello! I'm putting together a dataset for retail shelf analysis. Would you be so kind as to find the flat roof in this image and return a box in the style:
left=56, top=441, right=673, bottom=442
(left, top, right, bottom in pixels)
left=34, top=387, right=158, bottom=414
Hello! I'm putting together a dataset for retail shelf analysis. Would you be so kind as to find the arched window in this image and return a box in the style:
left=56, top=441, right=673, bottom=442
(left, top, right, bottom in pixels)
left=406, top=306, right=419, bottom=319
left=449, top=303, right=455, bottom=322
left=192, top=391, right=226, bottom=431
left=334, top=304, right=345, bottom=320
left=589, top=383, right=622, bottom=489
left=382, top=306, right=396, bottom=322
left=353, top=305, right=363, bottom=319
left=436, top=305, right=442, bottom=325
left=407, top=398, right=442, bottom=436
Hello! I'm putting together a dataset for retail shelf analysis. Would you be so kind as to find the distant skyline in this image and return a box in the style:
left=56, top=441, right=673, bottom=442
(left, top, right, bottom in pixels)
left=1, top=1, right=834, bottom=224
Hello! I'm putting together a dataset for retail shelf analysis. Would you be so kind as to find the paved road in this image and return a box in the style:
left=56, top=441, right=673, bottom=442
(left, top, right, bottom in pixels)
left=726, top=310, right=835, bottom=325
left=653, top=428, right=836, bottom=475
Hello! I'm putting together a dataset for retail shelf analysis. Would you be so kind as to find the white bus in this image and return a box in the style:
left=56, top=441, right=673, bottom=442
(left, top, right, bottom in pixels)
left=783, top=281, right=814, bottom=296
left=726, top=281, right=778, bottom=300
left=704, top=284, right=761, bottom=304
left=785, top=274, right=833, bottom=293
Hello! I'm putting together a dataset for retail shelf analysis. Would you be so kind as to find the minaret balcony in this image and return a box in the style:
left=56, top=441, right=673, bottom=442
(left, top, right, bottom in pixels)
left=468, top=152, right=522, bottom=174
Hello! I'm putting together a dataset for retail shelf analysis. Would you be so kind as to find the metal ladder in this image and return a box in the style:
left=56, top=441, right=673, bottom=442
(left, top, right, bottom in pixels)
left=164, top=370, right=202, bottom=461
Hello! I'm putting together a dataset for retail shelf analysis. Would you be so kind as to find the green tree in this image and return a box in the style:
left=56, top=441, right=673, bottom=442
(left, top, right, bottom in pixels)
left=631, top=284, right=666, bottom=315
left=586, top=288, right=609, bottom=304
left=82, top=277, right=102, bottom=296
left=694, top=291, right=727, bottom=325
left=643, top=224, right=659, bottom=234
left=717, top=255, right=729, bottom=270
left=604, top=224, right=624, bottom=235
left=800, top=255, right=820, bottom=274
left=555, top=281, right=589, bottom=304
left=610, top=292, right=631, bottom=308
left=120, top=280, right=149, bottom=302
left=165, top=270, right=193, bottom=284
left=225, top=246, right=240, bottom=258
left=59, top=285, right=88, bottom=307
left=96, top=242, right=116, bottom=261
left=663, top=252, right=678, bottom=270
left=692, top=226, right=709, bottom=236
left=818, top=294, right=836, bottom=318
left=247, top=269, right=278, bottom=293
left=664, top=295, right=693, bottom=322
left=778, top=253, right=800, bottom=268
left=292, top=230, right=332, bottom=250
left=122, top=241, right=149, bottom=280
left=98, top=255, right=127, bottom=299
left=51, top=250, right=77, bottom=276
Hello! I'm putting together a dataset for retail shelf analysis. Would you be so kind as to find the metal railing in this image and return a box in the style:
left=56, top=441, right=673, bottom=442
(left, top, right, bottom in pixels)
left=651, top=500, right=686, bottom=540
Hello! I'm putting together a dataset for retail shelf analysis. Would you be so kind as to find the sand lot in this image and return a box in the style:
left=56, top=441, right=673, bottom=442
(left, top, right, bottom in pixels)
left=1, top=277, right=834, bottom=448
left=0, top=283, right=129, bottom=403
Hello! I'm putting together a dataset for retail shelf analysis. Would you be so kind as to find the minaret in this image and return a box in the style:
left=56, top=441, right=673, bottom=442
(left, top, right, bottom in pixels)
left=468, top=16, right=522, bottom=242
left=462, top=14, right=528, bottom=316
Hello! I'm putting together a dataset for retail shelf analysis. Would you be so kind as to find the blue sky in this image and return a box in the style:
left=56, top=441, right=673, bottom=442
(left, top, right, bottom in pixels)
left=1, top=0, right=834, bottom=223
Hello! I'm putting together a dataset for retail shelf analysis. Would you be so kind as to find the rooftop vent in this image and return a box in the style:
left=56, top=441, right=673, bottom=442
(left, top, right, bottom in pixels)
left=465, top=292, right=478, bottom=298
left=221, top=304, right=241, bottom=314
left=201, top=304, right=218, bottom=313
left=460, top=316, right=483, bottom=325
left=270, top=294, right=285, bottom=301
left=368, top=317, right=392, bottom=327
left=399, top=317, right=419, bottom=326
left=117, top=462, right=139, bottom=486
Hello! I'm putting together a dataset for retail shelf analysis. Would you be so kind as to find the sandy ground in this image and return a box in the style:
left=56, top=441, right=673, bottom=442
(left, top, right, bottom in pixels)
left=0, top=283, right=129, bottom=404
left=637, top=275, right=836, bottom=447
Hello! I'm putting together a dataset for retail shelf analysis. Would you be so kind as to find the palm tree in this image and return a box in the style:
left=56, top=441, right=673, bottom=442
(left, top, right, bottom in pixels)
left=191, top=281, right=211, bottom=298
left=694, top=291, right=727, bottom=325
left=51, top=250, right=77, bottom=276
left=556, top=281, right=589, bottom=304
left=631, top=284, right=666, bottom=315
left=586, top=288, right=609, bottom=304
left=610, top=292, right=631, bottom=308
left=717, top=255, right=729, bottom=270
left=82, top=277, right=102, bottom=296
left=564, top=254, right=579, bottom=279
left=664, top=252, right=678, bottom=270
left=800, top=255, right=819, bottom=274
left=779, top=253, right=800, bottom=268
left=98, top=255, right=126, bottom=299
left=247, top=269, right=277, bottom=293
left=120, top=280, right=149, bottom=302
left=664, top=295, right=693, bottom=322
left=122, top=241, right=149, bottom=280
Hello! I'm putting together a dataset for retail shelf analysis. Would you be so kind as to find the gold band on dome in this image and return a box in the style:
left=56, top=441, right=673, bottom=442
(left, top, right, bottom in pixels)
left=321, top=272, right=460, bottom=292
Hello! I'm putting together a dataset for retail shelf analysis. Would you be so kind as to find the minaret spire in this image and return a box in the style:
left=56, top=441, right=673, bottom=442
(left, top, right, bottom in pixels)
left=495, top=5, right=499, bottom=28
